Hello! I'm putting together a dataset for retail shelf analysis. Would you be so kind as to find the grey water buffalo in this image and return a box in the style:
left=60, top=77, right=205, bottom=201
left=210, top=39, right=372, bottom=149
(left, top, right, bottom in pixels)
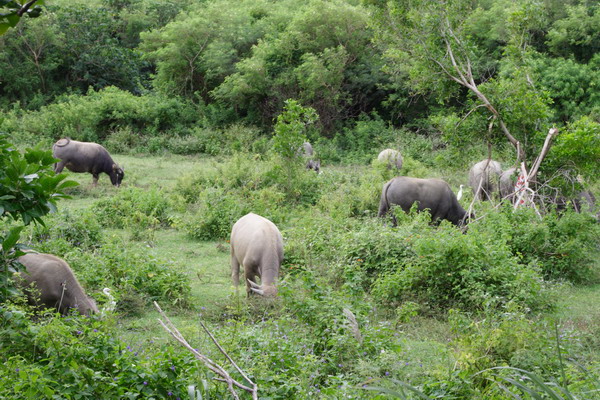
left=53, top=138, right=124, bottom=186
left=378, top=177, right=469, bottom=226
left=230, top=213, right=283, bottom=297
left=468, top=159, right=502, bottom=201
left=298, top=142, right=320, bottom=173
left=17, top=253, right=98, bottom=316
left=499, top=167, right=518, bottom=203
left=299, top=142, right=314, bottom=157
left=378, top=149, right=403, bottom=170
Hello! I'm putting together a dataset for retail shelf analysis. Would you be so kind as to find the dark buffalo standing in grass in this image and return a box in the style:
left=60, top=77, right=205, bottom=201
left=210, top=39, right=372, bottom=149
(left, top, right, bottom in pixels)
left=378, top=177, right=469, bottom=226
left=17, top=253, right=98, bottom=316
left=230, top=213, right=283, bottom=297
left=53, top=138, right=124, bottom=186
left=469, top=159, right=503, bottom=201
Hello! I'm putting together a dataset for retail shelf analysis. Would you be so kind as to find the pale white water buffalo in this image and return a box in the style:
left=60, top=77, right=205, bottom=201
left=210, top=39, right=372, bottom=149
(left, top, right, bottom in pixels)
left=230, top=213, right=283, bottom=297
left=378, top=149, right=403, bottom=170
left=468, top=159, right=502, bottom=201
left=378, top=177, right=469, bottom=226
left=53, top=138, right=124, bottom=186
left=17, top=253, right=98, bottom=316
left=299, top=142, right=314, bottom=157
left=499, top=167, right=518, bottom=203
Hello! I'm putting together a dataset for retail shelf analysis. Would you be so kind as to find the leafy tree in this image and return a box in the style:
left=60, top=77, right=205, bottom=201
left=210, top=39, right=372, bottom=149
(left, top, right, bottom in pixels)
left=140, top=0, right=285, bottom=102
left=0, top=132, right=76, bottom=301
left=546, top=4, right=600, bottom=63
left=0, top=13, right=64, bottom=107
left=0, top=0, right=44, bottom=35
left=373, top=0, right=557, bottom=184
left=213, top=0, right=387, bottom=131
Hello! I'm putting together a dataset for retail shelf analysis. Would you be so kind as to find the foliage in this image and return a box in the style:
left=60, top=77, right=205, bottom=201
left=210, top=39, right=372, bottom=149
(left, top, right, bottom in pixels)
left=272, top=99, right=318, bottom=161
left=543, top=116, right=600, bottom=184
left=11, top=86, right=198, bottom=142
left=91, top=186, right=173, bottom=230
left=474, top=204, right=600, bottom=283
left=546, top=4, right=600, bottom=63
left=0, top=305, right=205, bottom=398
left=213, top=0, right=387, bottom=130
left=0, top=0, right=43, bottom=36
left=0, top=133, right=76, bottom=301
left=29, top=231, right=191, bottom=308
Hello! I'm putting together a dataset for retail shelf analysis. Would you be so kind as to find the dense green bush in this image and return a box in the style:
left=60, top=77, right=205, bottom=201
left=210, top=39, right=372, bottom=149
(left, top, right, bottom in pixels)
left=29, top=233, right=191, bottom=308
left=474, top=205, right=600, bottom=283
left=10, top=87, right=199, bottom=143
left=29, top=210, right=102, bottom=251
left=0, top=305, right=204, bottom=399
left=92, top=187, right=173, bottom=230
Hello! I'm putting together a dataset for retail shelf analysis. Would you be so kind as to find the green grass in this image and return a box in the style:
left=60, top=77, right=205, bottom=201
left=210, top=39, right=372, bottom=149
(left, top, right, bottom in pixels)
left=23, top=151, right=600, bottom=398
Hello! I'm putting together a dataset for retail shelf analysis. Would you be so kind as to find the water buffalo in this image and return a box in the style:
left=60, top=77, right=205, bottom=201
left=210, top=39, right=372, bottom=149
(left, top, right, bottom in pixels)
left=298, top=142, right=320, bottom=173
left=299, top=142, right=314, bottom=157
left=377, top=149, right=403, bottom=170
left=499, top=167, right=518, bottom=203
left=17, top=253, right=98, bottom=316
left=468, top=159, right=502, bottom=201
left=230, top=213, right=283, bottom=297
left=378, top=177, right=469, bottom=226
left=53, top=138, right=124, bottom=187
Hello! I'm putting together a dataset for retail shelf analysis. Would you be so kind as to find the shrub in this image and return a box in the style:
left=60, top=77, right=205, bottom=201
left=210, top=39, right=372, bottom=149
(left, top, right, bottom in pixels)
left=29, top=234, right=191, bottom=308
left=92, top=187, right=173, bottom=229
left=13, top=87, right=199, bottom=143
left=28, top=210, right=103, bottom=251
left=181, top=187, right=250, bottom=240
left=474, top=205, right=600, bottom=283
left=0, top=305, right=205, bottom=399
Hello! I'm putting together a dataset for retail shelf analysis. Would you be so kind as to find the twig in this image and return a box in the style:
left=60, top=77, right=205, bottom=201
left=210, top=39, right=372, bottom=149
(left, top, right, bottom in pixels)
left=154, top=302, right=258, bottom=400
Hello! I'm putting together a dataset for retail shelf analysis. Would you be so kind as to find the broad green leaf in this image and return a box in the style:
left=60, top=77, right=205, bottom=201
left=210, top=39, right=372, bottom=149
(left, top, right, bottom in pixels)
left=2, top=226, right=24, bottom=252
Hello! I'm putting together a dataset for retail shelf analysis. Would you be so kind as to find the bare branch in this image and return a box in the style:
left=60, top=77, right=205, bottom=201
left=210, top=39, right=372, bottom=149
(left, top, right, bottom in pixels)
left=154, top=302, right=258, bottom=400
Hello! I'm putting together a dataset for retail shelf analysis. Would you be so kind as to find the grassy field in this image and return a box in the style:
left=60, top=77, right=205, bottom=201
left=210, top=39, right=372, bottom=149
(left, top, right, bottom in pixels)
left=19, top=151, right=600, bottom=398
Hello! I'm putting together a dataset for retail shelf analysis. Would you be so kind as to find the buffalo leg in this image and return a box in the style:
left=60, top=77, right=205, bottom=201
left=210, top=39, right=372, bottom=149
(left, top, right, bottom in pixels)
left=92, top=174, right=99, bottom=187
left=231, top=256, right=240, bottom=288
left=54, top=161, right=66, bottom=173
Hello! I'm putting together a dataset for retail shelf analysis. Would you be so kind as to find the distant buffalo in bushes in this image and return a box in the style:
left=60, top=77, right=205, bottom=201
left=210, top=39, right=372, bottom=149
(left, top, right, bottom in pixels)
left=53, top=138, right=124, bottom=187
left=500, top=167, right=518, bottom=203
left=378, top=177, right=469, bottom=227
left=299, top=142, right=320, bottom=173
left=469, top=159, right=502, bottom=201
left=377, top=149, right=403, bottom=170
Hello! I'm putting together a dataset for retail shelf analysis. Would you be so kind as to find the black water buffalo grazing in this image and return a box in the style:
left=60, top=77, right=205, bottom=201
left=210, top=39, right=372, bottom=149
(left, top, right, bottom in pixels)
left=377, top=149, right=403, bottom=170
left=230, top=213, right=283, bottom=297
left=468, top=159, right=502, bottom=201
left=17, top=253, right=98, bottom=316
left=378, top=177, right=469, bottom=226
left=53, top=138, right=124, bottom=187
left=499, top=167, right=518, bottom=203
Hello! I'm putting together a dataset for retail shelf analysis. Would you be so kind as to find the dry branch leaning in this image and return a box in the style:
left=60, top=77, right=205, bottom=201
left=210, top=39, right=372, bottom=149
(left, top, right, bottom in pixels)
left=154, top=302, right=258, bottom=400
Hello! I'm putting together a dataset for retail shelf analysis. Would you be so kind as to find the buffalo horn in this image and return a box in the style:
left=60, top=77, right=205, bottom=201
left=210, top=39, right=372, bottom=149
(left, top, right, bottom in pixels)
left=247, top=279, right=261, bottom=289
left=250, top=287, right=265, bottom=295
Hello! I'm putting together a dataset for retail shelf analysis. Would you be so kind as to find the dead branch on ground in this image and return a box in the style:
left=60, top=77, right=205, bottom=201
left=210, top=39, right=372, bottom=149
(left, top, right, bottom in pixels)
left=154, top=302, right=258, bottom=400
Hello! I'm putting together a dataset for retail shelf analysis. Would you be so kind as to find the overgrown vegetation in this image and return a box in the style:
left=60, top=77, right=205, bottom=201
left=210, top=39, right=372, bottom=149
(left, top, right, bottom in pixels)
left=2, top=0, right=600, bottom=398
